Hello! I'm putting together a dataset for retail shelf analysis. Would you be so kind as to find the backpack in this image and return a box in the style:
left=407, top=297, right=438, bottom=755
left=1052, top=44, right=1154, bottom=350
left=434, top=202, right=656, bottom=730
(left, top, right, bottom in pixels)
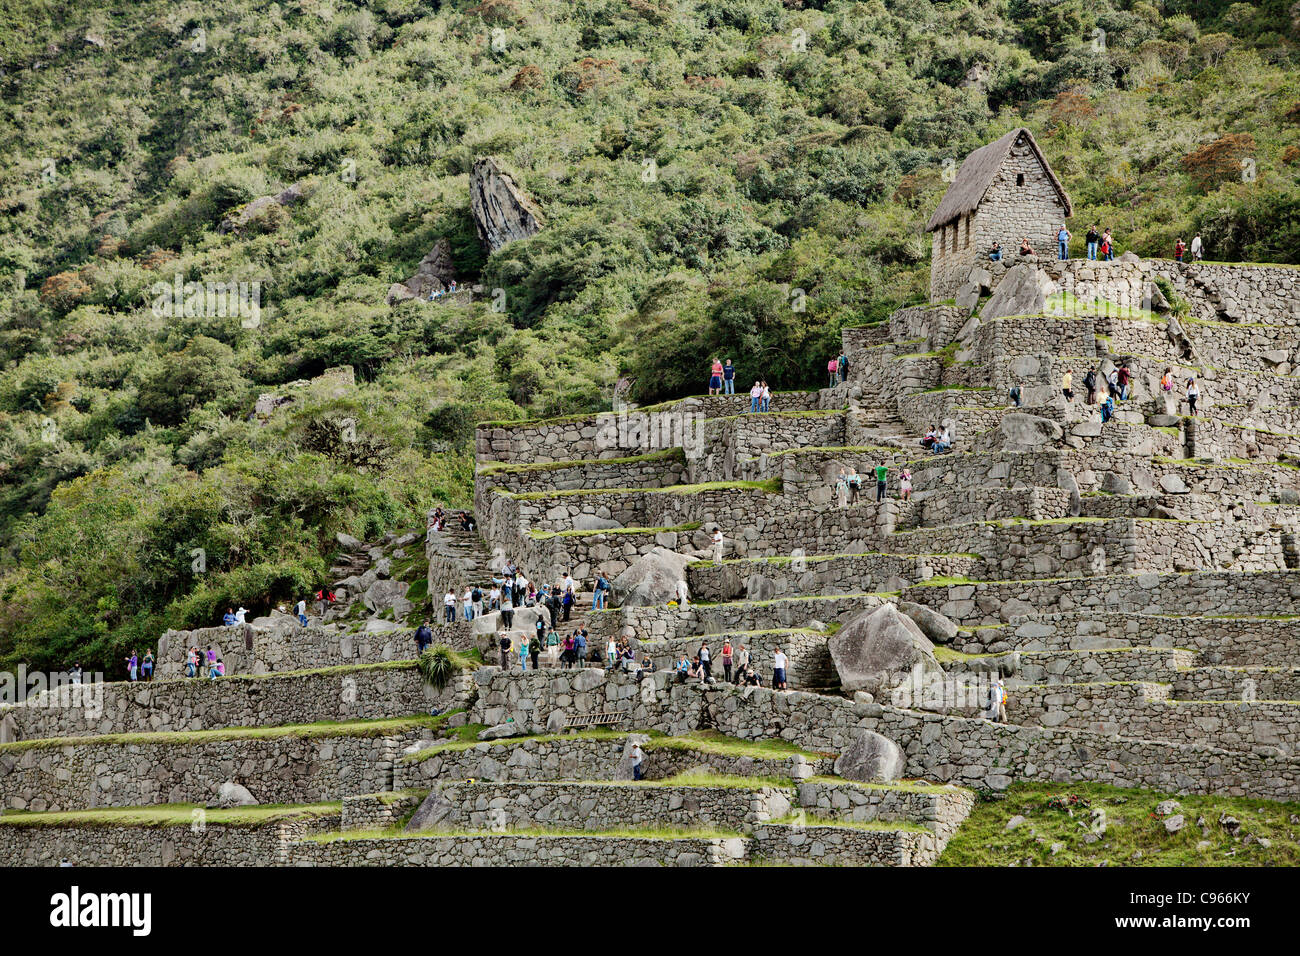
left=472, top=588, right=482, bottom=602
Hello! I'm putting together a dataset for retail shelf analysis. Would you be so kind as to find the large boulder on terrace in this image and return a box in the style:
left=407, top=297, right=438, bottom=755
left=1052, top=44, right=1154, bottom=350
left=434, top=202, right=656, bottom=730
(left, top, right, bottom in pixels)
left=610, top=547, right=695, bottom=607
left=993, top=413, right=1063, bottom=451
left=828, top=604, right=942, bottom=695
left=832, top=730, right=905, bottom=783
left=897, top=600, right=958, bottom=644
left=979, top=263, right=1058, bottom=321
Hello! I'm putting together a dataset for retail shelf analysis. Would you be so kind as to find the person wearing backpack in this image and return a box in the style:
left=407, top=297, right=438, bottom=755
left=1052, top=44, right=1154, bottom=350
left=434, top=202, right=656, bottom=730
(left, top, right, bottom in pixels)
left=498, top=632, right=512, bottom=669
left=721, top=639, right=734, bottom=683
left=835, top=467, right=851, bottom=509
left=562, top=586, right=574, bottom=622
left=529, top=631, right=541, bottom=671
left=574, top=629, right=588, bottom=666
left=414, top=620, right=433, bottom=655
left=592, top=570, right=609, bottom=610
left=836, top=352, right=849, bottom=385
left=1083, top=367, right=1097, bottom=405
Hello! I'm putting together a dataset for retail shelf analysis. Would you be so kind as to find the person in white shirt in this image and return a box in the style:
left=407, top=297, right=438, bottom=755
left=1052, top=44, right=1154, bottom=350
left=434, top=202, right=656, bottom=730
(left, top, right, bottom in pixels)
left=749, top=381, right=762, bottom=413
left=675, top=578, right=689, bottom=606
left=712, top=528, right=724, bottom=563
left=234, top=607, right=248, bottom=624
left=295, top=599, right=308, bottom=627
left=772, top=647, right=789, bottom=690
left=628, top=741, right=645, bottom=780
left=489, top=585, right=501, bottom=610
left=561, top=571, right=575, bottom=594
left=443, top=590, right=456, bottom=623
left=460, top=586, right=474, bottom=621
left=1190, top=234, right=1203, bottom=261
left=607, top=638, right=619, bottom=669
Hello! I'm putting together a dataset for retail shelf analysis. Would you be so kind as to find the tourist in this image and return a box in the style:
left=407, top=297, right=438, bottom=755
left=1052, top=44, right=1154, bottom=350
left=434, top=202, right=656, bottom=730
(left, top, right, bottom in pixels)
left=141, top=651, right=154, bottom=681
left=687, top=655, right=706, bottom=682
left=988, top=241, right=1002, bottom=262
left=734, top=643, right=750, bottom=683
left=1100, top=393, right=1115, bottom=424
left=461, top=585, right=475, bottom=621
left=592, top=570, right=610, bottom=610
left=314, top=587, right=335, bottom=615
left=574, top=629, right=588, bottom=666
left=562, top=585, right=574, bottom=622
left=835, top=467, right=851, bottom=509
left=518, top=635, right=530, bottom=672
left=296, top=598, right=308, bottom=627
left=986, top=676, right=1007, bottom=722
left=846, top=466, right=861, bottom=505
left=498, top=632, right=512, bottom=669
left=125, top=651, right=138, bottom=682
left=900, top=467, right=913, bottom=502
left=837, top=351, right=849, bottom=385
left=186, top=646, right=199, bottom=678
left=629, top=740, right=645, bottom=781
left=931, top=426, right=952, bottom=455
left=1106, top=367, right=1120, bottom=400
left=1084, top=367, right=1098, bottom=405
left=712, top=527, right=725, bottom=563
left=546, top=627, right=560, bottom=665
left=699, top=640, right=712, bottom=680
left=500, top=594, right=514, bottom=630
left=471, top=584, right=483, bottom=617
left=1009, top=384, right=1021, bottom=408
left=721, top=639, right=734, bottom=682
left=489, top=583, right=501, bottom=610
left=1118, top=363, right=1132, bottom=401
left=442, top=589, right=456, bottom=623
left=828, top=355, right=839, bottom=388
left=211, top=658, right=225, bottom=680
left=70, top=663, right=82, bottom=685
left=1018, top=237, right=1034, bottom=258
left=1191, top=233, right=1203, bottom=261
left=675, top=577, right=689, bottom=606
left=1085, top=225, right=1099, bottom=261
left=1161, top=367, right=1174, bottom=394
left=741, top=665, right=762, bottom=687
left=235, top=606, right=248, bottom=625
left=675, top=654, right=690, bottom=683
left=749, top=380, right=762, bottom=413
left=1186, top=376, right=1200, bottom=415
left=875, top=460, right=888, bottom=502
left=561, top=632, right=574, bottom=668
left=531, top=631, right=542, bottom=670
left=760, top=381, right=771, bottom=412
left=919, top=425, right=937, bottom=451
left=207, top=647, right=217, bottom=672
left=708, top=357, right=724, bottom=395
left=1057, top=223, right=1071, bottom=260
left=1062, top=369, right=1073, bottom=402
left=1174, top=237, right=1186, bottom=262
left=723, top=358, right=736, bottom=395
left=1101, top=228, right=1114, bottom=260
left=773, top=647, right=788, bottom=690
left=222, top=607, right=236, bottom=627
left=414, top=620, right=433, bottom=654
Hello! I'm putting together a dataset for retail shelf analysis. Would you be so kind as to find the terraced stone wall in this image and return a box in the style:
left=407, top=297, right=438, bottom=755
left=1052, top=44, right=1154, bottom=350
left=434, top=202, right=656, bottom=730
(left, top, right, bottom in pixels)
left=154, top=623, right=418, bottom=679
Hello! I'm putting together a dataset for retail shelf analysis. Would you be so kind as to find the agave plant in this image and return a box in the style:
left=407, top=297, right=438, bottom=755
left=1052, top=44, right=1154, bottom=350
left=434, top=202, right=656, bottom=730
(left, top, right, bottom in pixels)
left=417, top=644, right=462, bottom=691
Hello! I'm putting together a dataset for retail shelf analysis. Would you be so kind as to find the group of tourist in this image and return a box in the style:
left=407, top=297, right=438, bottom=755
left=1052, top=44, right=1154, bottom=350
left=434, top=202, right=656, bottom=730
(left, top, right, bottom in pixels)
left=426, top=279, right=459, bottom=300
left=919, top=425, right=952, bottom=455
left=989, top=226, right=1204, bottom=263
left=827, top=350, right=849, bottom=387
left=430, top=507, right=475, bottom=534
left=833, top=463, right=911, bottom=508
left=708, top=358, right=736, bottom=395
left=123, top=650, right=155, bottom=682
left=673, top=640, right=789, bottom=690
left=1058, top=363, right=1199, bottom=423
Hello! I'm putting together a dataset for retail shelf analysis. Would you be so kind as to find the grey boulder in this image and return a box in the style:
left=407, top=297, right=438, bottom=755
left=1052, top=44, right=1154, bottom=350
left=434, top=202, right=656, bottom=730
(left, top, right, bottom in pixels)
left=828, top=604, right=942, bottom=695
left=832, top=730, right=905, bottom=783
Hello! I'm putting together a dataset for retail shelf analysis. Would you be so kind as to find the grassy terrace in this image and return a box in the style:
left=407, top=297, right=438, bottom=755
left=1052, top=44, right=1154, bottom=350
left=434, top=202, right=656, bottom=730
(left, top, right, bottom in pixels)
left=528, top=522, right=702, bottom=540
left=0, top=715, right=448, bottom=753
left=303, top=824, right=744, bottom=843
left=404, top=728, right=835, bottom=764
left=476, top=447, right=686, bottom=476
left=939, top=782, right=1300, bottom=867
left=690, top=550, right=982, bottom=570
left=476, top=397, right=833, bottom=430
left=0, top=802, right=344, bottom=828
left=507, top=478, right=782, bottom=502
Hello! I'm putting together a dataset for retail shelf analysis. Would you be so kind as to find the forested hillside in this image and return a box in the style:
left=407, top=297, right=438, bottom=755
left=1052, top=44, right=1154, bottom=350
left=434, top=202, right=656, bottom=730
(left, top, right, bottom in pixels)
left=1, top=0, right=1297, bottom=671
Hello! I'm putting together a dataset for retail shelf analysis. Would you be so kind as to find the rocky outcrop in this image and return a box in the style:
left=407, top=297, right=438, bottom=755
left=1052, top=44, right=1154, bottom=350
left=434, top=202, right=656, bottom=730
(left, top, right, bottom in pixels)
left=992, top=412, right=1063, bottom=451
left=611, top=547, right=695, bottom=607
left=828, top=604, right=942, bottom=695
left=386, top=238, right=459, bottom=305
left=219, top=182, right=308, bottom=234
left=979, top=263, right=1058, bottom=321
left=470, top=157, right=545, bottom=252
left=832, top=730, right=905, bottom=783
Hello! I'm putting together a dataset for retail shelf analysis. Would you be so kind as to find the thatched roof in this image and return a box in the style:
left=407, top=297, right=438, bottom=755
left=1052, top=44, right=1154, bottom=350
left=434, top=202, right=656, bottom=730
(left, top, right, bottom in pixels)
left=925, top=127, right=1072, bottom=232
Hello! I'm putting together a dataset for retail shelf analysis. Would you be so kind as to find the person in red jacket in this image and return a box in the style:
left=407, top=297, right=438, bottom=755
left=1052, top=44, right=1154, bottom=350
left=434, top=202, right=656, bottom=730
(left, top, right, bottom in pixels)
left=1174, top=238, right=1187, bottom=262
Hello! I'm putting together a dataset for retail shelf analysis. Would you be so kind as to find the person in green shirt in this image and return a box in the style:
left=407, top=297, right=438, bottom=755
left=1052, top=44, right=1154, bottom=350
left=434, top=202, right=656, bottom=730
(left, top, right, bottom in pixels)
left=875, top=462, right=888, bottom=502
